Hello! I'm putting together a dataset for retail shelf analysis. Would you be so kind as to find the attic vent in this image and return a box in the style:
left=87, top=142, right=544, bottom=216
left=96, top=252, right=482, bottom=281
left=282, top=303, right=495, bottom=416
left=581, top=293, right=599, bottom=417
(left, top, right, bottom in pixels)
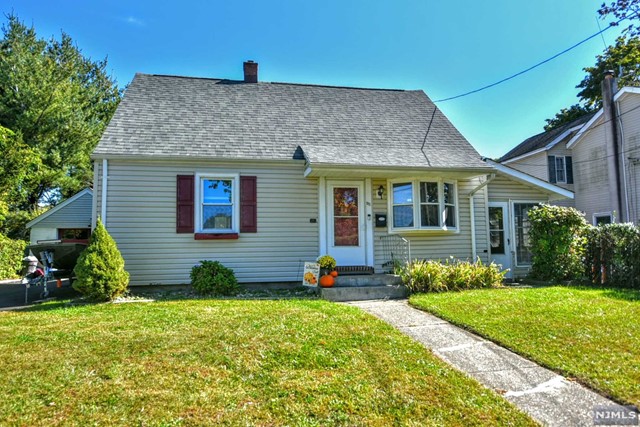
left=243, top=61, right=258, bottom=83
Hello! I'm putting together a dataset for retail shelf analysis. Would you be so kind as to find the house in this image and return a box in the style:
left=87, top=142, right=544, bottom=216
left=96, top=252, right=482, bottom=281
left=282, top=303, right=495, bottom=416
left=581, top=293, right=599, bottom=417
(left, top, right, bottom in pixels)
left=26, top=188, right=93, bottom=244
left=91, top=62, right=571, bottom=284
left=500, top=75, right=640, bottom=225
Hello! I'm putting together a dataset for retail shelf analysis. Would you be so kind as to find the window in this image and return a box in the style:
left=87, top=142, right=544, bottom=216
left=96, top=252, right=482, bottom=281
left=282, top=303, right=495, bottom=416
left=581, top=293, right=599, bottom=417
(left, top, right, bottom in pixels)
left=593, top=213, right=612, bottom=226
left=488, top=207, right=505, bottom=255
left=548, top=155, right=573, bottom=184
left=197, top=175, right=239, bottom=233
left=555, top=157, right=566, bottom=183
left=513, top=203, right=537, bottom=265
left=58, top=228, right=90, bottom=241
left=390, top=179, right=457, bottom=230
left=392, top=183, right=414, bottom=227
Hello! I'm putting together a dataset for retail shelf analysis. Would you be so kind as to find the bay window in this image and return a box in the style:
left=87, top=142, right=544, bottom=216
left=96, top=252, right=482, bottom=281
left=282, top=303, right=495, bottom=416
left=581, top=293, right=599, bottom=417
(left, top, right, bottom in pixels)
left=391, top=179, right=457, bottom=231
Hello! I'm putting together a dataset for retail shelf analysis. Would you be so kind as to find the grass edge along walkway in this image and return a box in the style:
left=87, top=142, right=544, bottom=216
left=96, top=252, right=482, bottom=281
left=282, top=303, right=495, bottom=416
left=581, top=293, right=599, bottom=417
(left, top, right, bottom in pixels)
left=409, top=286, right=640, bottom=408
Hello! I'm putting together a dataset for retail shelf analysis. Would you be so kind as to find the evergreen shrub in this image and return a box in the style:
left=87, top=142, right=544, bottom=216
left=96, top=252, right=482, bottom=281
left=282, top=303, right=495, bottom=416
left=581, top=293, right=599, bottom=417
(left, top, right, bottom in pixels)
left=73, top=219, right=129, bottom=301
left=190, top=260, right=240, bottom=296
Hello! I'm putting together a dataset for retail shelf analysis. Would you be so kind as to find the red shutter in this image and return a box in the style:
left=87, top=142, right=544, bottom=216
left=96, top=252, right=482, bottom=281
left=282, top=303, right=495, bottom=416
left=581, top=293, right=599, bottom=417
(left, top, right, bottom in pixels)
left=176, top=175, right=195, bottom=233
left=240, top=176, right=257, bottom=233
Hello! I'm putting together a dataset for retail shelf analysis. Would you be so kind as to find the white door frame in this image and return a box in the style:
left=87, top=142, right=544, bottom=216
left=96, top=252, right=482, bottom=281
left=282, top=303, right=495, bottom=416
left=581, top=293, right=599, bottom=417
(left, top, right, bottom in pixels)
left=318, top=179, right=373, bottom=266
left=488, top=202, right=512, bottom=279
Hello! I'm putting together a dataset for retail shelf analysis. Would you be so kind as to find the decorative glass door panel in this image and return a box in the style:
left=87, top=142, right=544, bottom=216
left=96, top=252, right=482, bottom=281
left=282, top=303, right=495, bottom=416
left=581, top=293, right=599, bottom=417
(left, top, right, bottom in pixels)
left=488, top=202, right=512, bottom=279
left=489, top=206, right=505, bottom=254
left=333, top=187, right=359, bottom=246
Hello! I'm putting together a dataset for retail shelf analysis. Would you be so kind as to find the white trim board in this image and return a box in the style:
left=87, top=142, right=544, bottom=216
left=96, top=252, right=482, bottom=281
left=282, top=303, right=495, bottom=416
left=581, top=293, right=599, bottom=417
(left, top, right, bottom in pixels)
left=26, top=188, right=93, bottom=229
left=501, top=125, right=582, bottom=165
left=484, top=159, right=574, bottom=200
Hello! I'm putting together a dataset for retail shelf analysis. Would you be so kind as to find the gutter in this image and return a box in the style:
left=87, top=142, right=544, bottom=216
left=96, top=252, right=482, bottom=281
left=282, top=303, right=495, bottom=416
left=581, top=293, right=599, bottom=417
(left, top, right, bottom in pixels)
left=101, top=159, right=108, bottom=225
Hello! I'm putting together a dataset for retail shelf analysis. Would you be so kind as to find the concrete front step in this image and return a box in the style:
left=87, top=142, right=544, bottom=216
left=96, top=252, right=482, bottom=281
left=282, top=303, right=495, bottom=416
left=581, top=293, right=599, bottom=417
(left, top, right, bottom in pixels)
left=333, top=274, right=402, bottom=287
left=320, top=285, right=408, bottom=302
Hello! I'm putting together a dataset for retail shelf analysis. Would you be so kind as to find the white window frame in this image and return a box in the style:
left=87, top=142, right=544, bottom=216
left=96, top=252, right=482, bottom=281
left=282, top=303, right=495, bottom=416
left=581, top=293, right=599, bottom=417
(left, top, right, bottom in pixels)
left=195, top=173, right=240, bottom=233
left=511, top=200, right=540, bottom=267
left=593, top=212, right=613, bottom=226
left=388, top=178, right=459, bottom=233
left=554, top=156, right=567, bottom=183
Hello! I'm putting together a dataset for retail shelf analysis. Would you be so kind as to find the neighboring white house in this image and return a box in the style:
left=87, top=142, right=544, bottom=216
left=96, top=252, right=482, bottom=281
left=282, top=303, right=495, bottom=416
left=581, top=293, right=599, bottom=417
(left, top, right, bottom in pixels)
left=26, top=188, right=93, bottom=244
left=90, top=62, right=571, bottom=285
left=500, top=78, right=640, bottom=225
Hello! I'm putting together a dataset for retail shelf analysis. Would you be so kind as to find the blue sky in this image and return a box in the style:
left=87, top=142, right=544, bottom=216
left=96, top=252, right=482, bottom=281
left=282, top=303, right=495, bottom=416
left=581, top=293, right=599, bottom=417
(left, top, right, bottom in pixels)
left=4, top=0, right=624, bottom=158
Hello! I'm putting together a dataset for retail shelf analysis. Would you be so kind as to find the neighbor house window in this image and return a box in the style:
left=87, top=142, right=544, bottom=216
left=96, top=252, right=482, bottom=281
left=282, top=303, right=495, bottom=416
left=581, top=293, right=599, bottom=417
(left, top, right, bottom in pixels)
left=198, top=176, right=239, bottom=232
left=391, top=179, right=457, bottom=230
left=513, top=203, right=538, bottom=265
left=555, top=157, right=566, bottom=183
left=548, top=155, right=573, bottom=184
left=593, top=213, right=613, bottom=226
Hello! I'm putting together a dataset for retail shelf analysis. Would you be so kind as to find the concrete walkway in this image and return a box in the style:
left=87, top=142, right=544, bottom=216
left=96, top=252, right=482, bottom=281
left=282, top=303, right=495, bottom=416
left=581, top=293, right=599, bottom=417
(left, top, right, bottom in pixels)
left=349, top=299, right=624, bottom=427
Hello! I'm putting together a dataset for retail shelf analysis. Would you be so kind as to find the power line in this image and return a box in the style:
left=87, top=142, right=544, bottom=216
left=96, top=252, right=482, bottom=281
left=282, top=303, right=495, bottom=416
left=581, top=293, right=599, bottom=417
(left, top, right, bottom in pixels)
left=434, top=18, right=624, bottom=103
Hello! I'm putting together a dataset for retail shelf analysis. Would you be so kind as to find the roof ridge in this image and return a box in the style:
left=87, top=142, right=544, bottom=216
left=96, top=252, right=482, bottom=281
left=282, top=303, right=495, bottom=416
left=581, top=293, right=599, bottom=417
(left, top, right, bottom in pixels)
left=269, top=81, right=408, bottom=92
left=136, top=73, right=414, bottom=92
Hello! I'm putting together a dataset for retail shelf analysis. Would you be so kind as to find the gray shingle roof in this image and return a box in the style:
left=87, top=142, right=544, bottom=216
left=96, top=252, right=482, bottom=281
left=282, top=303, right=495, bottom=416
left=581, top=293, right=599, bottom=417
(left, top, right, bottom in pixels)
left=94, top=73, right=487, bottom=169
left=499, top=114, right=594, bottom=162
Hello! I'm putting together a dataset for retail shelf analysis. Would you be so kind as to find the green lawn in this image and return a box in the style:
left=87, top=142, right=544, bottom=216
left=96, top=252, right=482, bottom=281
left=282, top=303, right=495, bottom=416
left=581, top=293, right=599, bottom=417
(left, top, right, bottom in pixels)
left=0, top=299, right=535, bottom=426
left=410, top=286, right=640, bottom=407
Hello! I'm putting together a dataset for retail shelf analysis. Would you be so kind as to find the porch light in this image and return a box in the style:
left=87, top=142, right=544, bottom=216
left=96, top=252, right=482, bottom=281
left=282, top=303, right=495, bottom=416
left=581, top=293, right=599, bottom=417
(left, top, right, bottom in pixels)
left=377, top=185, right=385, bottom=199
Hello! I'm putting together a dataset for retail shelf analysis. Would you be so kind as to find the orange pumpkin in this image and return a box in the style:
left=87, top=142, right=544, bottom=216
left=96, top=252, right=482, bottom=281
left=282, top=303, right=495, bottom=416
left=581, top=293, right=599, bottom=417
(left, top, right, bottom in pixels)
left=330, top=270, right=338, bottom=278
left=319, top=274, right=335, bottom=288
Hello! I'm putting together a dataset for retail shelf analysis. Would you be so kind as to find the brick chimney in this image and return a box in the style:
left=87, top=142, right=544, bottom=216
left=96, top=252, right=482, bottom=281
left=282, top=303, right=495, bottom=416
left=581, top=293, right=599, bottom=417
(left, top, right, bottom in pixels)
left=243, top=61, right=258, bottom=83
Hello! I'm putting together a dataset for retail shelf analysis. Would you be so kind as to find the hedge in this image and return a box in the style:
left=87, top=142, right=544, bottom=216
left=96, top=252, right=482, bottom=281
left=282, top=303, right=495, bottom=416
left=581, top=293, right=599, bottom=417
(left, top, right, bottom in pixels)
left=0, top=233, right=27, bottom=279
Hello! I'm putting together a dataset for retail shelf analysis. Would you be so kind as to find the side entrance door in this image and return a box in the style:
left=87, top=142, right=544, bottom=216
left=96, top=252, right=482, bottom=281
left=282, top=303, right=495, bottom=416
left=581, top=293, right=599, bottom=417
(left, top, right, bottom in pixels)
left=488, top=202, right=512, bottom=278
left=327, top=181, right=366, bottom=266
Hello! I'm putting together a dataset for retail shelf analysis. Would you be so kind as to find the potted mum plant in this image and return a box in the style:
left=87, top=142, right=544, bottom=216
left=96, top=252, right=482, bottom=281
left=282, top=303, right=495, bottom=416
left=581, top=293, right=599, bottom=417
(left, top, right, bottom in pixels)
left=317, top=255, right=338, bottom=287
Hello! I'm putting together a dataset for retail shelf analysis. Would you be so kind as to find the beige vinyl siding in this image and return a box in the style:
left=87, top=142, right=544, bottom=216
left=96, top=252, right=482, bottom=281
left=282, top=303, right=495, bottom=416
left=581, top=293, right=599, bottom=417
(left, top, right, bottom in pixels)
left=371, top=177, right=489, bottom=272
left=96, top=159, right=318, bottom=285
left=619, top=93, right=640, bottom=224
left=30, top=192, right=93, bottom=244
left=505, top=151, right=548, bottom=181
left=488, top=175, right=551, bottom=278
left=36, top=192, right=92, bottom=229
left=571, top=116, right=612, bottom=223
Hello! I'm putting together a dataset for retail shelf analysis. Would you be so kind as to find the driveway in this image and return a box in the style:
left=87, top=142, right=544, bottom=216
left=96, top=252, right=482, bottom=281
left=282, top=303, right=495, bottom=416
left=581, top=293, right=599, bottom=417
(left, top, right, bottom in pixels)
left=0, top=279, right=79, bottom=309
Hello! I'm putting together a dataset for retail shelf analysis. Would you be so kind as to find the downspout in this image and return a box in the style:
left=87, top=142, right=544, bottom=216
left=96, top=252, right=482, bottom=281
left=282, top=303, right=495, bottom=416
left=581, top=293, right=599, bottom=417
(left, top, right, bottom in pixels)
left=101, top=159, right=108, bottom=225
left=469, top=173, right=496, bottom=260
left=615, top=100, right=630, bottom=222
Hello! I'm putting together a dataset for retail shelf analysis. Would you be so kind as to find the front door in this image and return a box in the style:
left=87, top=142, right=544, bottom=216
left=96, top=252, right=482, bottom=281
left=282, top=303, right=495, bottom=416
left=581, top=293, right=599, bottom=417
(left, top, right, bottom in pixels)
left=327, top=181, right=366, bottom=266
left=488, top=202, right=512, bottom=278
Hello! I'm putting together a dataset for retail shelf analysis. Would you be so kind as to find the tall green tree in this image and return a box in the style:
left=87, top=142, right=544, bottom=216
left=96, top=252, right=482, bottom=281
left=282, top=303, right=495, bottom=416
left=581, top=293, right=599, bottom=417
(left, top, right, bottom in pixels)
left=544, top=104, right=595, bottom=131
left=544, top=36, right=639, bottom=130
left=0, top=14, right=121, bottom=212
left=599, top=0, right=640, bottom=38
left=576, top=36, right=640, bottom=108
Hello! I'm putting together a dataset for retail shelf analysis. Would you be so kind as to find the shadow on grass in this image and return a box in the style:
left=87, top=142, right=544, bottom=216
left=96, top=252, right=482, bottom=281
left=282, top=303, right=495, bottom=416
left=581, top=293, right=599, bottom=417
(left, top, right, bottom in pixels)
left=129, top=285, right=321, bottom=302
